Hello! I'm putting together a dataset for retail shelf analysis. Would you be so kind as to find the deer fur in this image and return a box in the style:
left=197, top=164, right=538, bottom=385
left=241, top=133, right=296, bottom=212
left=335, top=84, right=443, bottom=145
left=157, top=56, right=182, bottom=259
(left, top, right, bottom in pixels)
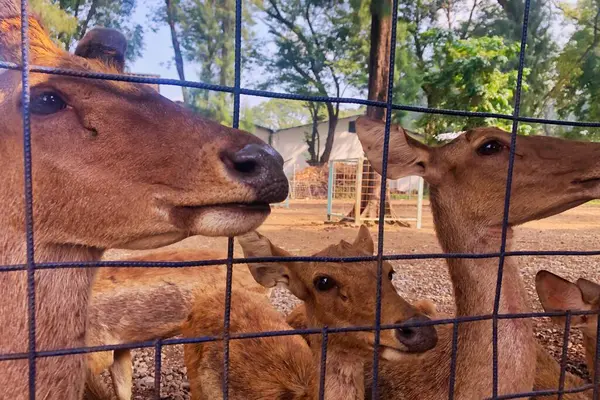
left=182, top=227, right=438, bottom=400
left=84, top=249, right=271, bottom=400
left=355, top=116, right=600, bottom=398
left=182, top=289, right=359, bottom=400
left=0, top=5, right=287, bottom=399
left=536, top=270, right=600, bottom=382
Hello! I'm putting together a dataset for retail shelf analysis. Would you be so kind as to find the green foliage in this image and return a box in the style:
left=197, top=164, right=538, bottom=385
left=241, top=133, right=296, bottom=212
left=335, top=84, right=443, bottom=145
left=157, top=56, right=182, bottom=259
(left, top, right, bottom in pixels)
left=188, top=91, right=255, bottom=132
left=36, top=0, right=144, bottom=62
left=249, top=99, right=319, bottom=130
left=417, top=32, right=531, bottom=137
left=549, top=0, right=600, bottom=140
left=31, top=0, right=78, bottom=48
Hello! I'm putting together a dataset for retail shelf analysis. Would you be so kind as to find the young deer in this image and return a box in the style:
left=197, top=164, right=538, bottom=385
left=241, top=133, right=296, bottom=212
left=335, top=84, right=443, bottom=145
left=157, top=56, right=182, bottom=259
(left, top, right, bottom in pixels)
left=182, top=226, right=437, bottom=400
left=355, top=116, right=600, bottom=398
left=85, top=249, right=270, bottom=400
left=0, top=4, right=287, bottom=399
left=536, top=270, right=600, bottom=381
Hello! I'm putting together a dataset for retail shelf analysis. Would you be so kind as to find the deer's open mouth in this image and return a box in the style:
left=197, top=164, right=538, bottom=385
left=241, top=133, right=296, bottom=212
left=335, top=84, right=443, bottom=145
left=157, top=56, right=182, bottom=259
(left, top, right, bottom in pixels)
left=171, top=202, right=272, bottom=237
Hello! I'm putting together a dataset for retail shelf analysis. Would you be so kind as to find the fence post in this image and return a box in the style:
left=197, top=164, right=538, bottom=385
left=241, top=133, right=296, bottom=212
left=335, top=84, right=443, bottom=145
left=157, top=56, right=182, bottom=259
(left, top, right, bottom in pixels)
left=327, top=161, right=334, bottom=221
left=417, top=176, right=424, bottom=229
left=355, top=158, right=364, bottom=226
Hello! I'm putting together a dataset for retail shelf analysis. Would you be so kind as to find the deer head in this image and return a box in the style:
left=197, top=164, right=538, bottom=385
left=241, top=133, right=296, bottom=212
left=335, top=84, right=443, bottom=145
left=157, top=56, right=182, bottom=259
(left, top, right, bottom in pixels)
left=356, top=117, right=600, bottom=250
left=237, top=226, right=438, bottom=359
left=535, top=270, right=599, bottom=377
left=0, top=7, right=288, bottom=255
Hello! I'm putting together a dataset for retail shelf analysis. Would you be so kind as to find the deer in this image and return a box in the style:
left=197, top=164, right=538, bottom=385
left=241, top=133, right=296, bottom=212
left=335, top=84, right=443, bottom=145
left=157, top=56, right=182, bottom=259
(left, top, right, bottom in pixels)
left=181, top=226, right=439, bottom=400
left=280, top=241, right=591, bottom=400
left=84, top=249, right=271, bottom=400
left=354, top=116, right=600, bottom=398
left=536, top=270, right=600, bottom=381
left=0, top=2, right=288, bottom=398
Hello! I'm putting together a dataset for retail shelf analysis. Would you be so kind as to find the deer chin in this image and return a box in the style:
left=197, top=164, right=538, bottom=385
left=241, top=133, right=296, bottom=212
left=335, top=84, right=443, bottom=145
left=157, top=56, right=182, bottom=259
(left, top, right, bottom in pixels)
left=379, top=346, right=410, bottom=361
left=171, top=203, right=271, bottom=237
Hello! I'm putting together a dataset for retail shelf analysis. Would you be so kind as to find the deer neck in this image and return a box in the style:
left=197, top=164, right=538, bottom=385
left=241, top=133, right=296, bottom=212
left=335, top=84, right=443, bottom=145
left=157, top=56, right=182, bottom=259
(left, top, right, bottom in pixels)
left=429, top=194, right=536, bottom=396
left=314, top=346, right=365, bottom=400
left=0, top=224, right=101, bottom=398
left=430, top=197, right=530, bottom=317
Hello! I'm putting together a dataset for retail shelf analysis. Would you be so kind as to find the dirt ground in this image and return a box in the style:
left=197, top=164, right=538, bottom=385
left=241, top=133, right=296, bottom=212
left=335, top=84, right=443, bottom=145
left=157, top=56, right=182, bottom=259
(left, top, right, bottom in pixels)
left=101, top=199, right=600, bottom=399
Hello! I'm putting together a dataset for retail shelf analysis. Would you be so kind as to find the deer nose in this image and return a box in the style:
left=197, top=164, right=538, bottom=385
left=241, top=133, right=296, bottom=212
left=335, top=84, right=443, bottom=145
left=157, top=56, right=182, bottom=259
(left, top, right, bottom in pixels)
left=395, top=315, right=438, bottom=353
left=221, top=144, right=288, bottom=204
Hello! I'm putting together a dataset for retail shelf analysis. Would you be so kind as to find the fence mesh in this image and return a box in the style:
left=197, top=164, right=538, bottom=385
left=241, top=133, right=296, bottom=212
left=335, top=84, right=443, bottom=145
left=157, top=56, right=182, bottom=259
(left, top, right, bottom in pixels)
left=2, top=0, right=600, bottom=399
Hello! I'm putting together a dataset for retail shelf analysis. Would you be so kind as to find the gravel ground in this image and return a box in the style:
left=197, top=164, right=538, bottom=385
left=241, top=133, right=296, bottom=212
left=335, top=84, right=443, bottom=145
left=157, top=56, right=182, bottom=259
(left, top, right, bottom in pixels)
left=97, top=201, right=600, bottom=399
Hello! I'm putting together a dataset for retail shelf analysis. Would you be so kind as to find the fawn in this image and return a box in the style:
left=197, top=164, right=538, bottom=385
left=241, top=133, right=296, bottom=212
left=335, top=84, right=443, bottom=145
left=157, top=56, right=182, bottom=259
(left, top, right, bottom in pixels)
left=0, top=4, right=287, bottom=398
left=84, top=249, right=270, bottom=400
left=182, top=226, right=438, bottom=399
left=355, top=116, right=600, bottom=398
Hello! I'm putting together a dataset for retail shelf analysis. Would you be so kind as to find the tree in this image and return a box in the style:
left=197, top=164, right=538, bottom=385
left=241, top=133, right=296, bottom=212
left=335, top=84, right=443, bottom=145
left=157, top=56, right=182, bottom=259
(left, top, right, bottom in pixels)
left=343, top=0, right=408, bottom=227
left=417, top=32, right=531, bottom=138
left=250, top=98, right=315, bottom=130
left=164, top=0, right=189, bottom=104
left=472, top=0, right=556, bottom=119
left=31, top=0, right=78, bottom=46
left=41, top=0, right=144, bottom=63
left=255, top=0, right=362, bottom=165
left=548, top=0, right=600, bottom=141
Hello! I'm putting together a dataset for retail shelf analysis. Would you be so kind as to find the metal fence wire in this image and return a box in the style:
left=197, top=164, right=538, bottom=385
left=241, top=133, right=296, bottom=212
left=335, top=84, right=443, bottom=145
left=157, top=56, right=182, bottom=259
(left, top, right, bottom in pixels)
left=2, top=0, right=600, bottom=399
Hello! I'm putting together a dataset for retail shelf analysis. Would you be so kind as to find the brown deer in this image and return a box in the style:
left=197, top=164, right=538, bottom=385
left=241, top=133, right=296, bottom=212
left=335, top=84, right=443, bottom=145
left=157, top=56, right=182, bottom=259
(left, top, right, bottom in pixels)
left=355, top=116, right=600, bottom=398
left=181, top=226, right=438, bottom=400
left=536, top=270, right=599, bottom=381
left=85, top=249, right=271, bottom=400
left=282, top=247, right=591, bottom=399
left=0, top=3, right=287, bottom=399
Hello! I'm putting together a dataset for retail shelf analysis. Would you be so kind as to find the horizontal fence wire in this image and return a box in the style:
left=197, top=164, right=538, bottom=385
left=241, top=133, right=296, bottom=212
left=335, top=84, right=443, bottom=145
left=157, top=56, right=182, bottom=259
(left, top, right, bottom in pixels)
left=4, top=59, right=600, bottom=128
left=0, top=309, right=596, bottom=361
left=2, top=0, right=600, bottom=398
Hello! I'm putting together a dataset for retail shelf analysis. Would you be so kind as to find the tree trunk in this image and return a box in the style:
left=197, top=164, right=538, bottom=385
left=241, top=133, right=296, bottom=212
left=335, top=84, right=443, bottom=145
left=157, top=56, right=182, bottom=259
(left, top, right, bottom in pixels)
left=165, top=0, right=190, bottom=104
left=319, top=102, right=338, bottom=164
left=343, top=0, right=408, bottom=227
left=306, top=102, right=320, bottom=164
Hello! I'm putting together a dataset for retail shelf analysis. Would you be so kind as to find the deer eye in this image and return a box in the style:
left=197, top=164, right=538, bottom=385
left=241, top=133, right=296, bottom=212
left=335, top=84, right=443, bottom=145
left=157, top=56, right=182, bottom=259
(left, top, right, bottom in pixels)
left=30, top=92, right=67, bottom=115
left=477, top=140, right=506, bottom=156
left=313, top=276, right=336, bottom=292
left=388, top=270, right=395, bottom=281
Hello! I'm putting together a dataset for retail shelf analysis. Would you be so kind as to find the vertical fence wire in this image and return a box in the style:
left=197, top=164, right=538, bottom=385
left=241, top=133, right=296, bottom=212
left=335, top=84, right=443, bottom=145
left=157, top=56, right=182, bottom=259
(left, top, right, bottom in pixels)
left=491, top=0, right=531, bottom=397
left=448, top=320, right=460, bottom=400
left=221, top=0, right=244, bottom=397
left=557, top=311, right=572, bottom=400
left=594, top=316, right=600, bottom=400
left=370, top=0, right=400, bottom=397
left=154, top=339, right=163, bottom=399
left=18, top=1, right=37, bottom=398
left=318, top=327, right=329, bottom=400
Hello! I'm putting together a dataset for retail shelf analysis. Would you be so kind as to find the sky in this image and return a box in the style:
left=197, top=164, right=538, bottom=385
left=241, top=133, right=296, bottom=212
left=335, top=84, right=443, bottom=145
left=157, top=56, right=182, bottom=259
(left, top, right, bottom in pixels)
left=129, top=2, right=268, bottom=108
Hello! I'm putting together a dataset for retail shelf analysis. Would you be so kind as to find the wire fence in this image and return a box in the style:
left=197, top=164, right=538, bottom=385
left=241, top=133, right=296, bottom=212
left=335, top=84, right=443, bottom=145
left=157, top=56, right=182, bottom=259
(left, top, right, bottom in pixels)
left=3, top=0, right=600, bottom=399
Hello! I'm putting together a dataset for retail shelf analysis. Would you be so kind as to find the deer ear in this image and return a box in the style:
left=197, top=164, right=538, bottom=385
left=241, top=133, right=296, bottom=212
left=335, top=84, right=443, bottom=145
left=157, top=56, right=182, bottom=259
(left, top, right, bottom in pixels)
left=536, top=270, right=591, bottom=327
left=356, top=116, right=434, bottom=182
left=576, top=278, right=600, bottom=305
left=75, top=27, right=127, bottom=72
left=353, top=225, right=374, bottom=255
left=237, top=231, right=308, bottom=300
